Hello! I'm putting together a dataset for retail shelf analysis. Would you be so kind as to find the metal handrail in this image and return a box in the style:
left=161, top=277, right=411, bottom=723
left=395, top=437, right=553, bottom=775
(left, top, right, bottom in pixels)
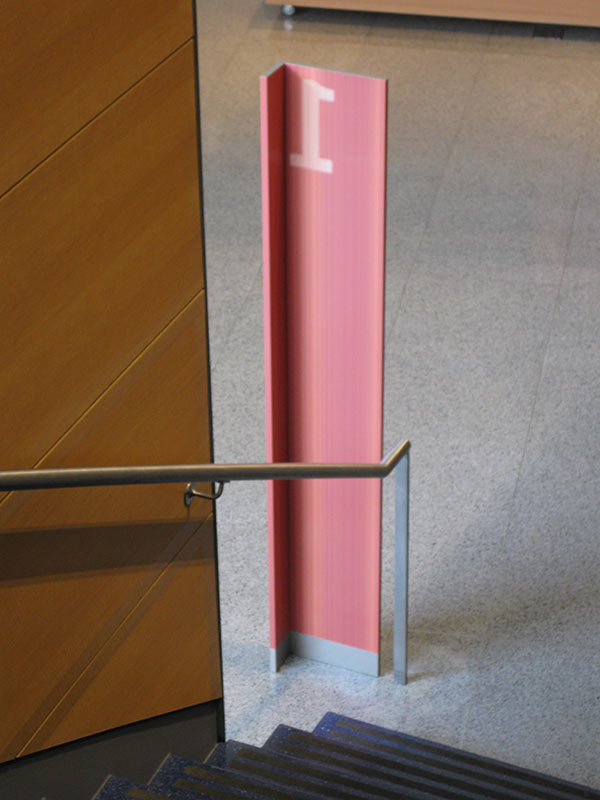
left=0, top=439, right=410, bottom=492
left=0, top=437, right=410, bottom=684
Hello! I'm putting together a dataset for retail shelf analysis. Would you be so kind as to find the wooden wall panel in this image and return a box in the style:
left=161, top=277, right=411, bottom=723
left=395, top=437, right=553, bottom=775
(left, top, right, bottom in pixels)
left=265, top=0, right=600, bottom=26
left=0, top=0, right=193, bottom=195
left=22, top=515, right=221, bottom=755
left=0, top=42, right=204, bottom=474
left=2, top=0, right=222, bottom=765
left=0, top=297, right=216, bottom=760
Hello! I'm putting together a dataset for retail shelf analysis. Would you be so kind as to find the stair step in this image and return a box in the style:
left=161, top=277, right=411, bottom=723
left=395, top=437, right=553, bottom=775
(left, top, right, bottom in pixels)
left=209, top=738, right=421, bottom=799
left=93, top=771, right=225, bottom=800
left=88, top=713, right=600, bottom=800
left=150, top=747, right=327, bottom=800
left=313, top=713, right=600, bottom=800
left=263, top=725, right=488, bottom=800
left=92, top=775, right=173, bottom=800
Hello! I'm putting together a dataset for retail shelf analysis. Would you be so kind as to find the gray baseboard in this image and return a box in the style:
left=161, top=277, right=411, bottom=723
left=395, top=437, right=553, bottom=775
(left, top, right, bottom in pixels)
left=271, top=632, right=379, bottom=676
left=269, top=634, right=291, bottom=672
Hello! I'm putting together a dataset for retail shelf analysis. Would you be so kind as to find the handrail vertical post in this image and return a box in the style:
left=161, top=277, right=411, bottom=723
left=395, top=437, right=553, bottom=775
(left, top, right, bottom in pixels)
left=393, top=450, right=409, bottom=684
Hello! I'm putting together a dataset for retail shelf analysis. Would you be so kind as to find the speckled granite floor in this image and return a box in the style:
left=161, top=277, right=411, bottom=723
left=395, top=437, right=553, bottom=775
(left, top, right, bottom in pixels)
left=195, top=1, right=600, bottom=788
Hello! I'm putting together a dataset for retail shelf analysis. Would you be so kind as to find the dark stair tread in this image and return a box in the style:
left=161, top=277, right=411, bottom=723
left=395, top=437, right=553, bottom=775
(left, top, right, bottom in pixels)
left=93, top=772, right=227, bottom=800
left=89, top=713, right=600, bottom=800
left=150, top=750, right=281, bottom=799
left=150, top=748, right=328, bottom=800
left=261, top=726, right=511, bottom=800
left=265, top=723, right=574, bottom=800
left=91, top=775, right=175, bottom=800
left=208, top=738, right=444, bottom=800
left=313, top=713, right=600, bottom=800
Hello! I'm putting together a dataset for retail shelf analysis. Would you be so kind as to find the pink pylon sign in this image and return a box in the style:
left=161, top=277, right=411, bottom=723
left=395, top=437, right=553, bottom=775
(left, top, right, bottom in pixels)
left=261, top=63, right=387, bottom=675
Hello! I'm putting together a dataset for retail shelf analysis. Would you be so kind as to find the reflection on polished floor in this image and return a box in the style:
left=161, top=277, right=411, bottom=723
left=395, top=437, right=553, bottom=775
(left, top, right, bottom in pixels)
left=196, top=1, right=600, bottom=787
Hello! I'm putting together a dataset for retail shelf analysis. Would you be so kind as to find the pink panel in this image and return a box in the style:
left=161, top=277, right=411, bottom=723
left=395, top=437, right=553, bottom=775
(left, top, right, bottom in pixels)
left=262, top=63, right=387, bottom=662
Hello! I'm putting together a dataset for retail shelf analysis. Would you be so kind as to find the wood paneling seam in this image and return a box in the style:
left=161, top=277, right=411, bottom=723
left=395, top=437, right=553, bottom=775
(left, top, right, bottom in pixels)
left=0, top=289, right=207, bottom=514
left=16, top=514, right=215, bottom=757
left=0, top=37, right=194, bottom=202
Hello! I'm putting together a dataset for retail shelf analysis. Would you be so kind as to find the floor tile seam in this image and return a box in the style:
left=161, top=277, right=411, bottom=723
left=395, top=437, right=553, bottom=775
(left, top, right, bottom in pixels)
left=515, top=97, right=600, bottom=505
left=199, top=37, right=247, bottom=109
left=450, top=113, right=600, bottom=739
left=562, top=96, right=600, bottom=277
left=429, top=41, right=600, bottom=580
left=499, top=99, right=600, bottom=575
left=195, top=14, right=249, bottom=134
left=384, top=40, right=490, bottom=344
left=349, top=27, right=399, bottom=76
left=449, top=138, right=506, bottom=748
left=459, top=115, right=600, bottom=748
left=196, top=9, right=247, bottom=105
left=456, top=628, right=488, bottom=750
left=207, top=260, right=263, bottom=382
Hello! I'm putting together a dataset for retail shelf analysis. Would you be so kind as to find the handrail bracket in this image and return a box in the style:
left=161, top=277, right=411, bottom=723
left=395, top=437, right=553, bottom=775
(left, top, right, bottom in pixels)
left=184, top=481, right=226, bottom=507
